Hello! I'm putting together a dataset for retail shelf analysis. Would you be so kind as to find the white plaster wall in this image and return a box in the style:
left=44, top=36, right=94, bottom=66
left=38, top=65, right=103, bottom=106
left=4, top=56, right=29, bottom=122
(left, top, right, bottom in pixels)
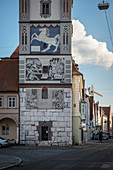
left=72, top=76, right=80, bottom=116
left=30, top=0, right=60, bottom=21
left=20, top=87, right=72, bottom=145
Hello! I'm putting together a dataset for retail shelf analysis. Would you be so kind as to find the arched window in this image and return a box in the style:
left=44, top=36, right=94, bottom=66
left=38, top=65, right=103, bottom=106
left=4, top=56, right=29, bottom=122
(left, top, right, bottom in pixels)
left=42, top=87, right=48, bottom=99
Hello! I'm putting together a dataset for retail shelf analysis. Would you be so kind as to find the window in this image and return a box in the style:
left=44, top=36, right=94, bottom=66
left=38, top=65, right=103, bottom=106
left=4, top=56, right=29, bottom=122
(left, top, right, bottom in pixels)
left=0, top=97, right=3, bottom=108
left=42, top=87, right=48, bottom=99
left=2, top=125, right=9, bottom=135
left=43, top=66, right=48, bottom=73
left=40, top=0, right=51, bottom=18
left=8, top=97, right=16, bottom=108
left=42, top=3, right=49, bottom=14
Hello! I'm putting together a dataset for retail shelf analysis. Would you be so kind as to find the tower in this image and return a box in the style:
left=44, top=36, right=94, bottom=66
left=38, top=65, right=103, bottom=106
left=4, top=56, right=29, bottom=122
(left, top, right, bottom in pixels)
left=19, top=0, right=73, bottom=145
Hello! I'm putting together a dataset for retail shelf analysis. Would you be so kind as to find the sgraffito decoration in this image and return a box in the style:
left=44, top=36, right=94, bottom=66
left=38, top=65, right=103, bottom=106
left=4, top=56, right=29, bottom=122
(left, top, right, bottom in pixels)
left=26, top=58, right=65, bottom=82
left=30, top=25, right=60, bottom=53
left=26, top=58, right=42, bottom=81
left=52, top=90, right=64, bottom=109
left=26, top=89, right=38, bottom=109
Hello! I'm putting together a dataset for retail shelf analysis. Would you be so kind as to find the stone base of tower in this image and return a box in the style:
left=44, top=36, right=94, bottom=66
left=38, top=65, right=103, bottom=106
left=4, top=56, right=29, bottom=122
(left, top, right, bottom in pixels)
left=19, top=87, right=72, bottom=146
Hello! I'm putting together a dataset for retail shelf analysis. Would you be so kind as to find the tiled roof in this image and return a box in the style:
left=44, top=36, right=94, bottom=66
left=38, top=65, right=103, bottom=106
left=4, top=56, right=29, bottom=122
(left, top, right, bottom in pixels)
left=0, top=58, right=19, bottom=92
left=101, top=107, right=110, bottom=116
left=72, top=62, right=83, bottom=76
left=10, top=46, right=19, bottom=59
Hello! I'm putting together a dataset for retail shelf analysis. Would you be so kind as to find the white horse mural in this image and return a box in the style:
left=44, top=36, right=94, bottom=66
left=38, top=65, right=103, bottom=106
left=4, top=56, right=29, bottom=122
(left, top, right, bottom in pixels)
left=31, top=27, right=60, bottom=52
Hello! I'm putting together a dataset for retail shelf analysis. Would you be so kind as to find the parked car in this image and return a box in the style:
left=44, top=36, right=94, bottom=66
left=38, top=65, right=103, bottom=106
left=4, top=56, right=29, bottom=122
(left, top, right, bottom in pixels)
left=102, top=132, right=108, bottom=140
left=0, top=137, right=9, bottom=147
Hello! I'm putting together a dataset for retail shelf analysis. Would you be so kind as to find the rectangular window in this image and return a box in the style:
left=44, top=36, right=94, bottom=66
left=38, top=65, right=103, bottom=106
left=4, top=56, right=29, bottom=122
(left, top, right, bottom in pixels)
left=43, top=66, right=48, bottom=73
left=40, top=0, right=51, bottom=18
left=42, top=91, right=48, bottom=99
left=42, top=87, right=48, bottom=99
left=8, top=97, right=16, bottom=108
left=2, top=125, right=9, bottom=135
left=42, top=3, right=49, bottom=14
left=0, top=97, right=3, bottom=108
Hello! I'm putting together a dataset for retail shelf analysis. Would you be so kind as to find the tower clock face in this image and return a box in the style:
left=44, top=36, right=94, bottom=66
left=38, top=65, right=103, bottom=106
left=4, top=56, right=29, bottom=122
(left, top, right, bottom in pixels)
left=30, top=25, right=60, bottom=53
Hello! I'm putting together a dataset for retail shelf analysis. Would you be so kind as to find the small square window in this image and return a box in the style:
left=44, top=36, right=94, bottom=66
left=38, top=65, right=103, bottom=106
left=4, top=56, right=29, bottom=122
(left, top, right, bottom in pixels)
left=43, top=66, right=48, bottom=73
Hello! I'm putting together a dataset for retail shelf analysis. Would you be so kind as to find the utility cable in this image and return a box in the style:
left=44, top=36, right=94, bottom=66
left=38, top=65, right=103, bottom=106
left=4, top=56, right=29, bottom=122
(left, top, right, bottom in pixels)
left=105, top=10, right=113, bottom=48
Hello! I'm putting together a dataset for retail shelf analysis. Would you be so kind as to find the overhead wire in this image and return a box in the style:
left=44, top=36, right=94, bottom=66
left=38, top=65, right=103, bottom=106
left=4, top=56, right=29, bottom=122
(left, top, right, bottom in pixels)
left=105, top=10, right=113, bottom=48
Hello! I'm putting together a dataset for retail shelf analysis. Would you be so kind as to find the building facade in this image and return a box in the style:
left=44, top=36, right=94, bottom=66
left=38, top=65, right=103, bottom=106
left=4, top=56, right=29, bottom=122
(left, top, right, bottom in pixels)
left=72, top=62, right=84, bottom=145
left=0, top=47, right=19, bottom=142
left=19, top=0, right=73, bottom=145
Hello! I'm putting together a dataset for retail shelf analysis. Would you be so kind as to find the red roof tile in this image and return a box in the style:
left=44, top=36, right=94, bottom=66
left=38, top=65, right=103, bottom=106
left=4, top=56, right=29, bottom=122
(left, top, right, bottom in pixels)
left=72, top=62, right=83, bottom=76
left=0, top=59, right=19, bottom=91
left=101, top=107, right=110, bottom=116
left=10, top=46, right=19, bottom=59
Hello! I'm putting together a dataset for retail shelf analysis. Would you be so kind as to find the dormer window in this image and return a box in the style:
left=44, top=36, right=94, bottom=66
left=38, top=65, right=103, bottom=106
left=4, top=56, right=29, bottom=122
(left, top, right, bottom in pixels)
left=40, top=0, right=51, bottom=18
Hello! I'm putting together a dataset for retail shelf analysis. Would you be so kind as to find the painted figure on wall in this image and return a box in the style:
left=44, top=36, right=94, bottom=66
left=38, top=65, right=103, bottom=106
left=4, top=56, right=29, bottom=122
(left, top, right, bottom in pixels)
left=30, top=25, right=60, bottom=53
left=26, top=58, right=65, bottom=82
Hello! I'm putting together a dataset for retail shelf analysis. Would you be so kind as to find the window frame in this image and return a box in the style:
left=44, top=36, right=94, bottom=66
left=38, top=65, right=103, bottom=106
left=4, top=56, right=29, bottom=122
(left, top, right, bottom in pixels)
left=8, top=97, right=16, bottom=108
left=40, top=0, right=51, bottom=18
left=0, top=96, right=3, bottom=108
left=2, top=125, right=9, bottom=135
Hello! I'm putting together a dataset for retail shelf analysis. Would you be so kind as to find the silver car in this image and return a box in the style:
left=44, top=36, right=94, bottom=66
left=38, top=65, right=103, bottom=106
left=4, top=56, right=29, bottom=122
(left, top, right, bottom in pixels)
left=0, top=137, right=9, bottom=147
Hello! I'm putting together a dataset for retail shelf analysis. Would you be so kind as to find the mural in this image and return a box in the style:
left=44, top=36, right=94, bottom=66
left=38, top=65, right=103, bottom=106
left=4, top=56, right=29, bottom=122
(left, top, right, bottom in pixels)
left=52, top=90, right=64, bottom=109
left=30, top=25, right=60, bottom=53
left=26, top=89, right=38, bottom=109
left=26, top=58, right=65, bottom=82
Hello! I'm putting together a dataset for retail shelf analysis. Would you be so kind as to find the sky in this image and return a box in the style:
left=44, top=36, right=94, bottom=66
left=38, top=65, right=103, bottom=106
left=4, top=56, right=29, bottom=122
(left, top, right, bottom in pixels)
left=0, top=0, right=113, bottom=112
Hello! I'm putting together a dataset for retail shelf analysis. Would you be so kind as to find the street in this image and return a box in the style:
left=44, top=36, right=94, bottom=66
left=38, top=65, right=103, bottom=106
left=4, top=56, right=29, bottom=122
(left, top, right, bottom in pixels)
left=1, top=140, right=113, bottom=170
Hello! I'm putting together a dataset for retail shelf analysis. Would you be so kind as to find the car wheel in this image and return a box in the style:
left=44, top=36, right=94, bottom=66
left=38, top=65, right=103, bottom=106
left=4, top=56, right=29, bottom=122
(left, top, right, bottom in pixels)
left=0, top=144, right=2, bottom=148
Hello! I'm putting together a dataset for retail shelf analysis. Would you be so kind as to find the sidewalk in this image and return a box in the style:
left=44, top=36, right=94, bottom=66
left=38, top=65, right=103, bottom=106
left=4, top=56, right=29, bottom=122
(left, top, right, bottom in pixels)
left=0, top=155, right=22, bottom=170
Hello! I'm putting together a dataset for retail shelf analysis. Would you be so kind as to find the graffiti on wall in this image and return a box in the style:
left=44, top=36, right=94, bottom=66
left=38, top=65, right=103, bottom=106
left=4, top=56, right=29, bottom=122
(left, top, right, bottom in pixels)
left=26, top=58, right=65, bottom=82
left=52, top=90, right=64, bottom=109
left=30, top=25, right=60, bottom=53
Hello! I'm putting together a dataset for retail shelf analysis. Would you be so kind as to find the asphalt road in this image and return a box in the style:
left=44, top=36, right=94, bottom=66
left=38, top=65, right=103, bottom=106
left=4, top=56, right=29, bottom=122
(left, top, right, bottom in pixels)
left=1, top=140, right=113, bottom=170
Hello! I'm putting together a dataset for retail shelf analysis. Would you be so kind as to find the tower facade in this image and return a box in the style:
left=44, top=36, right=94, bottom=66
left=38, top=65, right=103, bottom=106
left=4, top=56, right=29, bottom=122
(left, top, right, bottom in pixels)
left=19, top=0, right=73, bottom=145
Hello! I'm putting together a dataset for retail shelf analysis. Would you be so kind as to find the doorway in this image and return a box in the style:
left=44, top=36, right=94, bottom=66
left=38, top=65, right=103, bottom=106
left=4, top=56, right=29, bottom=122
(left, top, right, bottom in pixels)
left=42, top=126, right=48, bottom=141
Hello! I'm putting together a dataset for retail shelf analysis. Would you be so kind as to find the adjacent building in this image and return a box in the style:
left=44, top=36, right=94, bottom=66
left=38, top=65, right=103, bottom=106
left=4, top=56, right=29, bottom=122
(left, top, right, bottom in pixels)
left=0, top=47, right=19, bottom=142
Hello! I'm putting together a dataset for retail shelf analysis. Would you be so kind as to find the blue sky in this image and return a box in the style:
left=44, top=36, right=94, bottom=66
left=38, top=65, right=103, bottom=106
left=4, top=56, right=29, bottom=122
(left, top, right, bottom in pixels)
left=0, top=0, right=113, bottom=112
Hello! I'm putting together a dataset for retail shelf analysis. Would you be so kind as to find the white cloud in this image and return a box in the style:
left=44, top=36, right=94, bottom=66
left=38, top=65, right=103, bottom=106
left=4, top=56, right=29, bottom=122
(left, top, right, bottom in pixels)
left=72, top=20, right=113, bottom=68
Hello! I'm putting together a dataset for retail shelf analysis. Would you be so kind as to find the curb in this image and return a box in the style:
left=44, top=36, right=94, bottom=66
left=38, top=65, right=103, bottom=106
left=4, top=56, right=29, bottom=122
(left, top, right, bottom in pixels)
left=0, top=157, right=22, bottom=170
